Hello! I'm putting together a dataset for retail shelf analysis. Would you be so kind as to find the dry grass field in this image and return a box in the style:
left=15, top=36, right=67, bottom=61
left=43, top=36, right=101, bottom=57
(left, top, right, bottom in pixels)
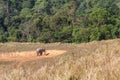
left=0, top=39, right=120, bottom=80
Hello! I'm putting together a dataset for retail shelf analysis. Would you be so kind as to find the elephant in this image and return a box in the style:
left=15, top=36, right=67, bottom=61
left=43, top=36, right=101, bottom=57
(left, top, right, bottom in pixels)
left=36, top=48, right=46, bottom=56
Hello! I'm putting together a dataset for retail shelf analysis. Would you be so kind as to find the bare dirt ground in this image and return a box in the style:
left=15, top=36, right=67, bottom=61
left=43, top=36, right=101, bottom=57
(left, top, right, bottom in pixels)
left=0, top=50, right=66, bottom=61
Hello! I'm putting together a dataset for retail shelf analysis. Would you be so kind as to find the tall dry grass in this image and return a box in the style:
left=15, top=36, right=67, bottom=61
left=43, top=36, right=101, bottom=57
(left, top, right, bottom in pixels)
left=0, top=39, right=120, bottom=80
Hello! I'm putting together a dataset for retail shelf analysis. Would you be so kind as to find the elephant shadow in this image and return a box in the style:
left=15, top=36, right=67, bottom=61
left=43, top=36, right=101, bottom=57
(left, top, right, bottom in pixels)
left=45, top=53, right=50, bottom=56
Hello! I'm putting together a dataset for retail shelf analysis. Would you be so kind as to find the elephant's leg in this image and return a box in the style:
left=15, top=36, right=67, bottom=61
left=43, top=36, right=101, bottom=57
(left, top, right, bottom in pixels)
left=37, top=53, right=39, bottom=56
left=40, top=52, right=42, bottom=56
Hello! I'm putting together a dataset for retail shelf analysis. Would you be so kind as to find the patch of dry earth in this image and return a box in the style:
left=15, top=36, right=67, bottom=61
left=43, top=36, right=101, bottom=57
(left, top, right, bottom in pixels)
left=0, top=50, right=66, bottom=61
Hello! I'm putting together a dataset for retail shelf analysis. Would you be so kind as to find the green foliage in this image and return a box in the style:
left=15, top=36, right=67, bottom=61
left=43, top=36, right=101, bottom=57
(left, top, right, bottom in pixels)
left=72, top=27, right=90, bottom=43
left=0, top=32, right=8, bottom=42
left=22, top=0, right=34, bottom=8
left=0, top=36, right=7, bottom=42
left=99, top=24, right=118, bottom=40
left=54, top=26, right=73, bottom=43
left=90, top=27, right=100, bottom=41
left=0, top=0, right=120, bottom=43
left=20, top=8, right=32, bottom=20
left=89, top=8, right=110, bottom=27
left=37, top=29, right=54, bottom=43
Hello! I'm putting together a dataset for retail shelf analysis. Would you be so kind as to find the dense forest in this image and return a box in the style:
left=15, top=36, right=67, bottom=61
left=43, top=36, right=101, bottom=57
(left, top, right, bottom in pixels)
left=0, top=0, right=120, bottom=43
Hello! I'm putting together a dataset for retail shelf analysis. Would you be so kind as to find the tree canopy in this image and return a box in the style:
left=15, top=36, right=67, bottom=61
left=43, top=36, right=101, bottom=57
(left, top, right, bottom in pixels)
left=0, top=0, right=120, bottom=43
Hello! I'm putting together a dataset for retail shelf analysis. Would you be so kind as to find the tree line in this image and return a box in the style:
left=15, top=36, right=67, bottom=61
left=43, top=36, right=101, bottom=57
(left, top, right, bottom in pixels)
left=0, top=0, right=120, bottom=43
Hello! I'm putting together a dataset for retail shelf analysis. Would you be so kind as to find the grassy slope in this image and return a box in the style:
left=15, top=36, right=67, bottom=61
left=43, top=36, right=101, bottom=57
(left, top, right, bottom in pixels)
left=0, top=39, right=120, bottom=80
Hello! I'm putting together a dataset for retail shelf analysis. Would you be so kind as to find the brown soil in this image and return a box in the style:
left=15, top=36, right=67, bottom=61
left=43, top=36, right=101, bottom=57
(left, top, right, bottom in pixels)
left=0, top=50, right=66, bottom=61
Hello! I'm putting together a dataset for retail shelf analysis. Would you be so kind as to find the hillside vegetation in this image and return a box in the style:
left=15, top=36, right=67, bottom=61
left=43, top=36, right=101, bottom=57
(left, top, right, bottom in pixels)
left=0, top=0, right=120, bottom=43
left=0, top=39, right=120, bottom=80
